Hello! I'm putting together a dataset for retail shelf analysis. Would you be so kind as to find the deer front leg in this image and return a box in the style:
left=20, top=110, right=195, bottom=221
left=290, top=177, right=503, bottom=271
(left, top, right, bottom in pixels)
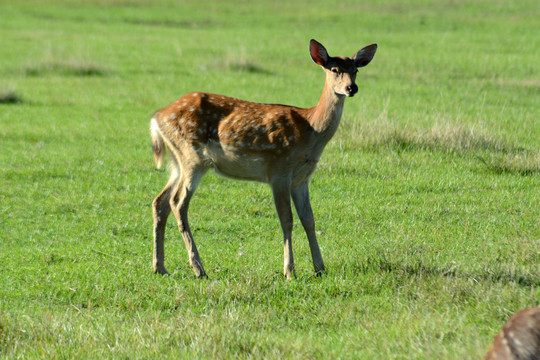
left=292, top=181, right=326, bottom=276
left=170, top=168, right=207, bottom=278
left=271, top=177, right=296, bottom=279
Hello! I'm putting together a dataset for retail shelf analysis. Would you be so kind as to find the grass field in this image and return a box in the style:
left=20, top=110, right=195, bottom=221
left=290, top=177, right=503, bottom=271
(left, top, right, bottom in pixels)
left=1, top=0, right=539, bottom=358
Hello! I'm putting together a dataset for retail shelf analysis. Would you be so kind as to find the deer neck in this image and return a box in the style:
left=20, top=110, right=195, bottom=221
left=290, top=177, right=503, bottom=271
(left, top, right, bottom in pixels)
left=307, top=81, right=346, bottom=136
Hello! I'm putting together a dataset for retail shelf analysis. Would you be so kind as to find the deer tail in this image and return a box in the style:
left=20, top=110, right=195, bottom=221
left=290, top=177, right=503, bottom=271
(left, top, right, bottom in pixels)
left=150, top=116, right=165, bottom=169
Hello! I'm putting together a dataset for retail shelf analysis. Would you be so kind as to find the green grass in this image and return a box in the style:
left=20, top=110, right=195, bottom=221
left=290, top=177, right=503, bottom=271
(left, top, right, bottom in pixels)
left=1, top=0, right=539, bottom=358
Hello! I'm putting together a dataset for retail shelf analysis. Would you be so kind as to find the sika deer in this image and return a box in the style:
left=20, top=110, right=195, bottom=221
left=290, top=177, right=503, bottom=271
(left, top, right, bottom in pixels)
left=150, top=39, right=377, bottom=278
left=485, top=307, right=540, bottom=360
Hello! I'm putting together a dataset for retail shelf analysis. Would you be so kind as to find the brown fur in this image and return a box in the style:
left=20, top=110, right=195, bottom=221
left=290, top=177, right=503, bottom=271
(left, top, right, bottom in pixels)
left=154, top=93, right=311, bottom=157
left=485, top=307, right=540, bottom=360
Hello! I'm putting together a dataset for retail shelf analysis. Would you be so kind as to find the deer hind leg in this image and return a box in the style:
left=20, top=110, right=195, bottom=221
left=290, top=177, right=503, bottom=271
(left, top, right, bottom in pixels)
left=170, top=163, right=208, bottom=278
left=292, top=181, right=326, bottom=276
left=271, top=177, right=296, bottom=279
left=152, top=158, right=180, bottom=275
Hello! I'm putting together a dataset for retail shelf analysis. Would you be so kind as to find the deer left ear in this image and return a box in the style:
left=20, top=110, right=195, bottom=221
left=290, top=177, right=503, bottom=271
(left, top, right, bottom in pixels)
left=353, top=44, right=377, bottom=68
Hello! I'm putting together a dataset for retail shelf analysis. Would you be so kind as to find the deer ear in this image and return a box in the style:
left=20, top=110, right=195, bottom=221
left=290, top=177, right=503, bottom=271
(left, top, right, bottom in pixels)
left=310, top=39, right=330, bottom=66
left=353, top=44, right=377, bottom=68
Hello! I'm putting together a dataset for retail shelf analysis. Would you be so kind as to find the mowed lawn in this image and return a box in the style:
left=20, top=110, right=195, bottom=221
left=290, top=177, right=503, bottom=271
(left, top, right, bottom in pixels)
left=0, top=0, right=538, bottom=358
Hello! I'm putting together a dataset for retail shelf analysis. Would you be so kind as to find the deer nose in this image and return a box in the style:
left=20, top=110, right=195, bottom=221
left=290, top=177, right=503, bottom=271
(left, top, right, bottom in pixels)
left=347, top=84, right=358, bottom=96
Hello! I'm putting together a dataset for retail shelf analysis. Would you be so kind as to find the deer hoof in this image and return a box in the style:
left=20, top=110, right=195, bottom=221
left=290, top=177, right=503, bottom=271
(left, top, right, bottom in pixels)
left=154, top=266, right=169, bottom=275
left=314, top=264, right=326, bottom=277
left=284, top=267, right=297, bottom=280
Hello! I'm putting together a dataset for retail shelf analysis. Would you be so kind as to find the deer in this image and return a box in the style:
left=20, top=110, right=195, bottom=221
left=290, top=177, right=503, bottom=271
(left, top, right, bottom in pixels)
left=484, top=307, right=540, bottom=360
left=149, top=39, right=377, bottom=279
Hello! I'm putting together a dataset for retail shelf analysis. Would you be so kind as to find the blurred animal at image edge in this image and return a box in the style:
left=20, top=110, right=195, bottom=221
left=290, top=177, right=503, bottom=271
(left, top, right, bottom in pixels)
left=485, top=307, right=540, bottom=360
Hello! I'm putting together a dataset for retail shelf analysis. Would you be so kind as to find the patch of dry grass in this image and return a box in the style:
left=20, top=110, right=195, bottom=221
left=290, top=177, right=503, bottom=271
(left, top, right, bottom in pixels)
left=24, top=59, right=110, bottom=77
left=340, top=120, right=539, bottom=175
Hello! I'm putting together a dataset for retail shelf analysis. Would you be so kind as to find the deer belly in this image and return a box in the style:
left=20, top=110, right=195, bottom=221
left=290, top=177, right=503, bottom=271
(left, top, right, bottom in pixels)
left=205, top=144, right=268, bottom=182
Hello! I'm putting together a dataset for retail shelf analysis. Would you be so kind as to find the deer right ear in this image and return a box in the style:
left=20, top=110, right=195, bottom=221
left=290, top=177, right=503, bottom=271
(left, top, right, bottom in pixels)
left=310, top=39, right=329, bottom=66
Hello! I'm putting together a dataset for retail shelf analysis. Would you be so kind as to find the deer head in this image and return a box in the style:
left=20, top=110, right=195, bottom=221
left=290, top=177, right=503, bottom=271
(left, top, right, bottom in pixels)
left=310, top=39, right=377, bottom=97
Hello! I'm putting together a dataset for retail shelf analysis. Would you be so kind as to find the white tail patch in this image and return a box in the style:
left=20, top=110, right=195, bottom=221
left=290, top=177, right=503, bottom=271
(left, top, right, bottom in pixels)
left=150, top=117, right=165, bottom=169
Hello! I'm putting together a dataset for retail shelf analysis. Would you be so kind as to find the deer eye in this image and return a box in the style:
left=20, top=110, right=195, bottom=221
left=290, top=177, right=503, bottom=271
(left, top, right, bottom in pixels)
left=331, top=68, right=339, bottom=74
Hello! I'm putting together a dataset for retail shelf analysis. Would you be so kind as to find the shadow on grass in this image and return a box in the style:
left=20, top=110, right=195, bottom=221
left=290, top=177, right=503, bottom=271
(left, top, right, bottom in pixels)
left=475, top=154, right=540, bottom=176
left=25, top=9, right=225, bottom=30
left=24, top=61, right=111, bottom=77
left=0, top=91, right=22, bottom=104
left=352, top=256, right=539, bottom=288
left=125, top=18, right=223, bottom=29
left=227, top=61, right=272, bottom=75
